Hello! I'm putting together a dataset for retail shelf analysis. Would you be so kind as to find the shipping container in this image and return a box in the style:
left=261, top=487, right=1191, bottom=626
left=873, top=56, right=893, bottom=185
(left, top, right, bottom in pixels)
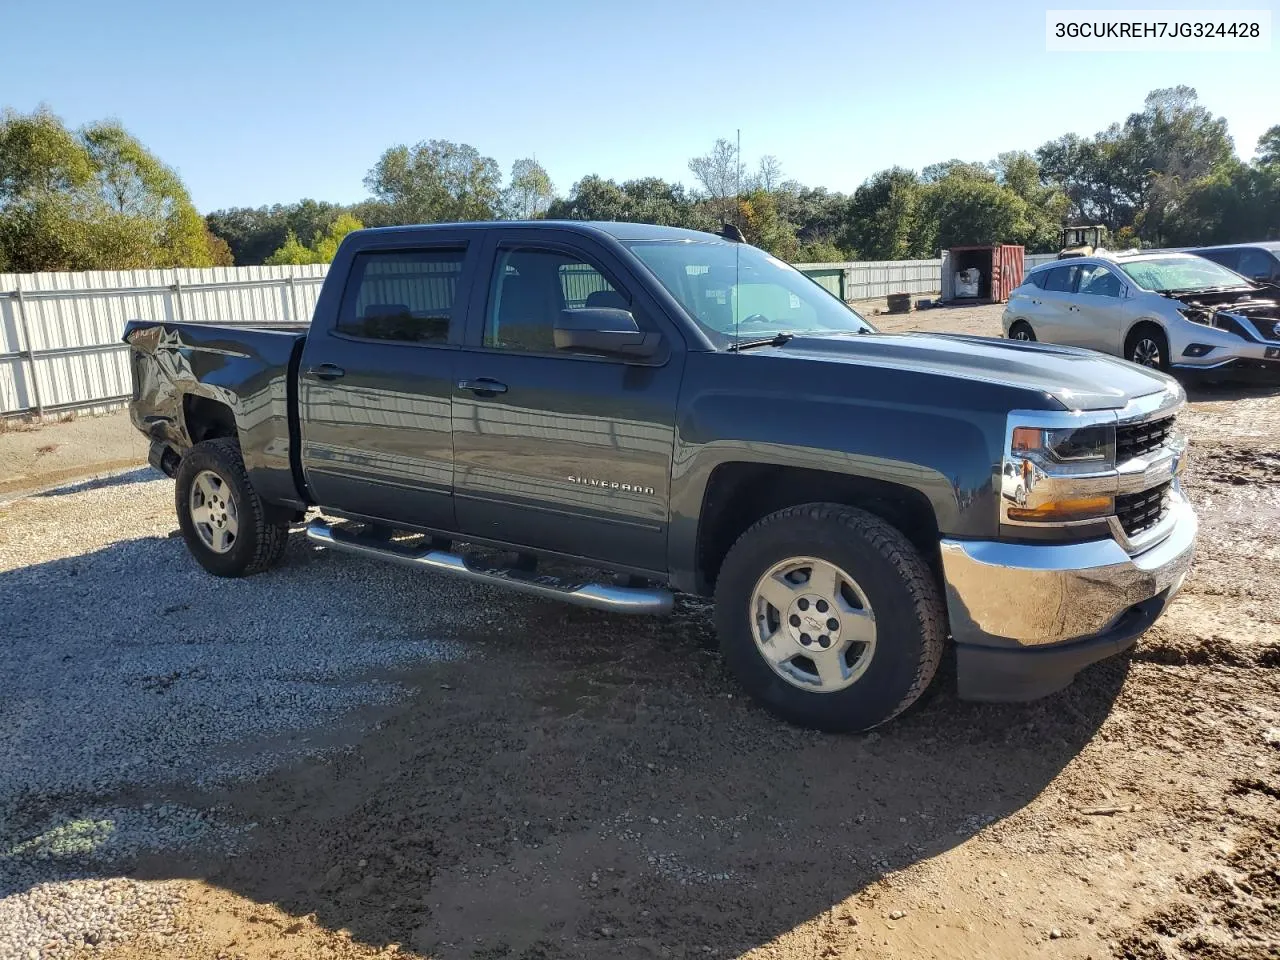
left=940, top=244, right=1025, bottom=303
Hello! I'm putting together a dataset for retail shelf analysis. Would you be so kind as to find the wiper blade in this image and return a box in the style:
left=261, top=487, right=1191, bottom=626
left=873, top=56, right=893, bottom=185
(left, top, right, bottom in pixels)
left=729, top=332, right=794, bottom=352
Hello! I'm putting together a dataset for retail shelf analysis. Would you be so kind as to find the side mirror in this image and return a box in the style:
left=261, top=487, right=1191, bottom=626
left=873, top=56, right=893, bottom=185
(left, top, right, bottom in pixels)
left=554, top=308, right=662, bottom=359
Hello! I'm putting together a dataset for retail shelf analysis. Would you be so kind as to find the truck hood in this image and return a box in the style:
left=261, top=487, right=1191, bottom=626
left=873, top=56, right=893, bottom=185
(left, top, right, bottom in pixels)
left=772, top=332, right=1175, bottom=411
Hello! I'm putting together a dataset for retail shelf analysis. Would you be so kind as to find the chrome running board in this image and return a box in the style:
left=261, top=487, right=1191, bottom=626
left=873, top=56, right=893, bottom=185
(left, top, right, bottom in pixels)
left=305, top=520, right=673, bottom=616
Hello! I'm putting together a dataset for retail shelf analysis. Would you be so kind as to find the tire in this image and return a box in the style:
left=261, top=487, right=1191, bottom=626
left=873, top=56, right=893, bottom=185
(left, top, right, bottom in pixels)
left=714, top=503, right=946, bottom=733
left=1125, top=324, right=1170, bottom=372
left=1009, top=320, right=1036, bottom=342
left=174, top=438, right=291, bottom=577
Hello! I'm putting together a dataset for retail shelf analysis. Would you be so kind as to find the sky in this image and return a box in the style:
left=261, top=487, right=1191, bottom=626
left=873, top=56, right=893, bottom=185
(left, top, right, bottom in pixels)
left=2, top=0, right=1277, bottom=213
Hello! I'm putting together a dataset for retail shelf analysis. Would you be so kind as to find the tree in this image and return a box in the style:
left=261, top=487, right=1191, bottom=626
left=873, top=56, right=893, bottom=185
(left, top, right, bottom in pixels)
left=265, top=213, right=364, bottom=265
left=1126, top=86, right=1234, bottom=244
left=919, top=174, right=1031, bottom=251
left=311, top=213, right=363, bottom=262
left=1162, top=161, right=1280, bottom=245
left=738, top=189, right=798, bottom=260
left=842, top=168, right=926, bottom=260
left=688, top=138, right=742, bottom=224
left=993, top=151, right=1070, bottom=252
left=1037, top=87, right=1234, bottom=244
left=546, top=175, right=631, bottom=221
left=1256, top=125, right=1280, bottom=167
left=0, top=107, right=219, bottom=271
left=364, top=139, right=502, bottom=224
left=502, top=157, right=554, bottom=219
left=263, top=229, right=318, bottom=266
left=921, top=159, right=992, bottom=183
left=748, top=155, right=783, bottom=193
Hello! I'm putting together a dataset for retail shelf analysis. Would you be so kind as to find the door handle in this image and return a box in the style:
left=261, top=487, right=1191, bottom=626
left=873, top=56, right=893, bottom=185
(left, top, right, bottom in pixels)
left=458, top=378, right=508, bottom=396
left=306, top=363, right=346, bottom=381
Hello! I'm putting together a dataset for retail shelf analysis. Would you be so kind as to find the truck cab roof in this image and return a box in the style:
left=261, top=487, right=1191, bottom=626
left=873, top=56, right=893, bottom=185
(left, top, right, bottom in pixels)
left=353, top=221, right=730, bottom=244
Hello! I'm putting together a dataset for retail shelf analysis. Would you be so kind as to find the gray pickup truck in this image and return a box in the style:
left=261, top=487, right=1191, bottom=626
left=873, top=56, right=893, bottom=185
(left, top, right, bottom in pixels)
left=126, top=221, right=1197, bottom=731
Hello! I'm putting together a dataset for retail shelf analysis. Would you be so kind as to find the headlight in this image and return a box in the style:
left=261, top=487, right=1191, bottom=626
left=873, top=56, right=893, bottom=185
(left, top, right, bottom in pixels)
left=1004, top=422, right=1116, bottom=524
left=1178, top=308, right=1248, bottom=338
left=1011, top=424, right=1115, bottom=467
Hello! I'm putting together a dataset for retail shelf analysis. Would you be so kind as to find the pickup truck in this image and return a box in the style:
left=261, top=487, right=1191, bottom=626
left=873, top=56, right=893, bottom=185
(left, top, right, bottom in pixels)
left=126, top=221, right=1198, bottom=732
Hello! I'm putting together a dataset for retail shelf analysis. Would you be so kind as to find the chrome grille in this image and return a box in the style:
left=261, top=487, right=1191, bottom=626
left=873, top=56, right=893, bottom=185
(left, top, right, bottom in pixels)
left=1116, top=415, right=1175, bottom=462
left=1116, top=482, right=1170, bottom=537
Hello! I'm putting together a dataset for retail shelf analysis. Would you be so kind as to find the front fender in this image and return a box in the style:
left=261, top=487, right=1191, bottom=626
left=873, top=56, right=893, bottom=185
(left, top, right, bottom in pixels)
left=666, top=353, right=1025, bottom=590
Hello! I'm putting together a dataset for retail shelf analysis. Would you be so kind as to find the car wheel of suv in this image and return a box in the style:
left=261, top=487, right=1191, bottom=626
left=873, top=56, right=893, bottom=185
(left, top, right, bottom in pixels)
left=714, top=503, right=946, bottom=733
left=1009, top=321, right=1036, bottom=342
left=1125, top=324, right=1170, bottom=372
left=175, top=438, right=291, bottom=577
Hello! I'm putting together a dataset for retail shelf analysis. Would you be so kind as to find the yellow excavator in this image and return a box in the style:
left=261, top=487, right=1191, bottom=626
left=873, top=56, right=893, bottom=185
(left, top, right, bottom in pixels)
left=1058, top=225, right=1106, bottom=259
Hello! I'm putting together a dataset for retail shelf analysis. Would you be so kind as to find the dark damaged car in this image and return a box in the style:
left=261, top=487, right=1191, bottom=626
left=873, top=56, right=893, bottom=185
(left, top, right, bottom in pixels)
left=127, top=222, right=1197, bottom=731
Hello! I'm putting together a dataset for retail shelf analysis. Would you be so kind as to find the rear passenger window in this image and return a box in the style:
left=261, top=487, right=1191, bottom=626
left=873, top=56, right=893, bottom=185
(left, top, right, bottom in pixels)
left=337, top=249, right=465, bottom=343
left=485, top=247, right=630, bottom=353
left=1043, top=265, right=1080, bottom=293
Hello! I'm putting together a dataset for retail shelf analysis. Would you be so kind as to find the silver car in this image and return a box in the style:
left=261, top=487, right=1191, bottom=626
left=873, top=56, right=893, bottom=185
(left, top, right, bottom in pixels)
left=1001, top=252, right=1280, bottom=376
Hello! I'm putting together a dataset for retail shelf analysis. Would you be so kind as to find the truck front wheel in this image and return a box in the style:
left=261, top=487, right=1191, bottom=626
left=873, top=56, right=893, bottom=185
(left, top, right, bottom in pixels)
left=714, top=503, right=946, bottom=732
left=174, top=438, right=291, bottom=578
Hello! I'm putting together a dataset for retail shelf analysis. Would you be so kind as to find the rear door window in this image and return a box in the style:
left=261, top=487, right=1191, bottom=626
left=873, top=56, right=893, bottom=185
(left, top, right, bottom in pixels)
left=1043, top=265, right=1081, bottom=293
left=337, top=248, right=466, bottom=343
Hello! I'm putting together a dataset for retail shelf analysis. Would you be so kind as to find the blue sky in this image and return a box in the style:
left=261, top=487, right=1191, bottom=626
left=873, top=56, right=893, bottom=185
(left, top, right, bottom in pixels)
left=3, top=0, right=1276, bottom=212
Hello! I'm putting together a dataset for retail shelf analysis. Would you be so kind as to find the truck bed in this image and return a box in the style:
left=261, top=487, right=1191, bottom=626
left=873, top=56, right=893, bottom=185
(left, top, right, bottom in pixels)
left=124, top=320, right=308, bottom=508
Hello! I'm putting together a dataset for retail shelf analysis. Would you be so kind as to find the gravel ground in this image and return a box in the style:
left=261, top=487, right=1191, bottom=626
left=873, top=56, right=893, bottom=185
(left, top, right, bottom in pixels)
left=0, top=305, right=1277, bottom=960
left=0, top=471, right=490, bottom=959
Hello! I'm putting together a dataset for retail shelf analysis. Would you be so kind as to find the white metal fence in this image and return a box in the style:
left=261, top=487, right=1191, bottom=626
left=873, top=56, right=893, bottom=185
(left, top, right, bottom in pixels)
left=1, top=265, right=327, bottom=417
left=795, top=259, right=943, bottom=301
left=1, top=253, right=1057, bottom=418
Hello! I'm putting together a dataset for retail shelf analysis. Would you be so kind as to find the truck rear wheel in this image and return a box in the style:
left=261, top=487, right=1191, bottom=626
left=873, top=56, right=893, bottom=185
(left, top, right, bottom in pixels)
left=714, top=503, right=945, bottom=732
left=174, top=438, right=291, bottom=577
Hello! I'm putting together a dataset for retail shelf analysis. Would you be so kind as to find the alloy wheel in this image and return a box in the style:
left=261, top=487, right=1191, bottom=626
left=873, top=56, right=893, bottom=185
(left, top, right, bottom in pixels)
left=189, top=470, right=239, bottom=554
left=1132, top=337, right=1163, bottom=368
left=749, top=556, right=877, bottom=693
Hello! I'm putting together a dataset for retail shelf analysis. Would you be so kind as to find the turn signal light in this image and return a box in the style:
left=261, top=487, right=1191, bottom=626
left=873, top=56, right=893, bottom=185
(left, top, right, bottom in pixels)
left=1007, top=496, right=1114, bottom=523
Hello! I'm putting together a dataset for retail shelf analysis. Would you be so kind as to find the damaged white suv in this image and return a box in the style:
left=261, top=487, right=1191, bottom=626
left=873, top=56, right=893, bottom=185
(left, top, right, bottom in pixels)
left=1002, top=251, right=1280, bottom=379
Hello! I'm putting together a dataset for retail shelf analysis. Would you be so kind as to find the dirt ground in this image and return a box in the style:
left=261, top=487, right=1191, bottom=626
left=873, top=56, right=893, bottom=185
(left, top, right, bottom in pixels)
left=0, top=410, right=143, bottom=501
left=6, top=303, right=1280, bottom=960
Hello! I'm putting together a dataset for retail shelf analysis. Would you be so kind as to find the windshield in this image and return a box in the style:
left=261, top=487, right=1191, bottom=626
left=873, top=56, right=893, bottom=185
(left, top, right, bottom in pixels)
left=623, top=239, right=875, bottom=344
left=1118, top=257, right=1251, bottom=293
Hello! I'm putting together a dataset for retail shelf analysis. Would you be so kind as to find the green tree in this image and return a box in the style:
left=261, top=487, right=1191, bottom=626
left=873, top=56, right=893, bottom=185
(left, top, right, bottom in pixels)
left=264, top=229, right=319, bottom=266
left=1162, top=161, right=1280, bottom=245
left=842, top=168, right=926, bottom=259
left=265, top=213, right=364, bottom=265
left=738, top=189, right=798, bottom=260
left=502, top=157, right=554, bottom=219
left=993, top=151, right=1071, bottom=252
left=311, top=213, right=363, bottom=262
left=0, top=107, right=217, bottom=271
left=919, top=174, right=1031, bottom=251
left=1256, top=125, right=1280, bottom=167
left=546, top=174, right=628, bottom=221
left=364, top=139, right=502, bottom=223
left=794, top=238, right=848, bottom=263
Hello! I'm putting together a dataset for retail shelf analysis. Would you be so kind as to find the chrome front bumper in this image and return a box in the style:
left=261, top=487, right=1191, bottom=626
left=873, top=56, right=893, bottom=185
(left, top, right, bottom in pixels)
left=939, top=494, right=1197, bottom=649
